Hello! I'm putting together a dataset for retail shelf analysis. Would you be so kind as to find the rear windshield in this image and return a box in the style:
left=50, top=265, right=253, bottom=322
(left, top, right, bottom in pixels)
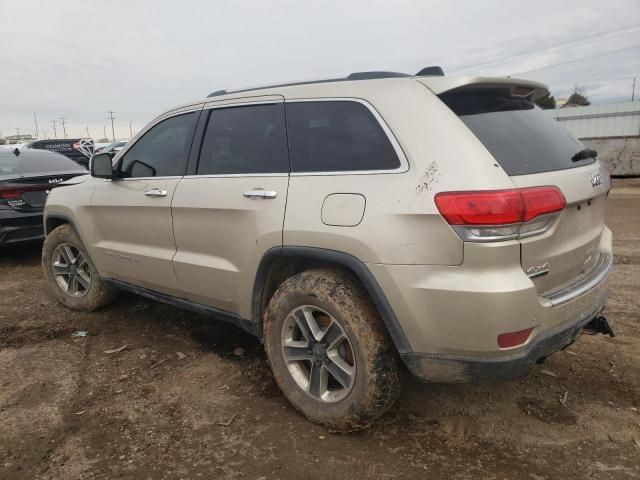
left=439, top=88, right=594, bottom=176
left=0, top=149, right=83, bottom=175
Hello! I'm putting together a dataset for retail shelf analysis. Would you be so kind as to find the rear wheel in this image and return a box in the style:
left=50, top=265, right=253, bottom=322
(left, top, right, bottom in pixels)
left=42, top=224, right=114, bottom=311
left=264, top=268, right=400, bottom=431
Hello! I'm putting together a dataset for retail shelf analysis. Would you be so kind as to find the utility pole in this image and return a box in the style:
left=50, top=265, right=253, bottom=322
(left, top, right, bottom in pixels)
left=129, top=121, right=133, bottom=140
left=103, top=126, right=107, bottom=141
left=86, top=125, right=90, bottom=137
left=60, top=117, right=67, bottom=138
left=51, top=120, right=58, bottom=137
left=33, top=112, right=39, bottom=139
left=633, top=77, right=636, bottom=102
left=16, top=128, right=20, bottom=138
left=107, top=111, right=116, bottom=142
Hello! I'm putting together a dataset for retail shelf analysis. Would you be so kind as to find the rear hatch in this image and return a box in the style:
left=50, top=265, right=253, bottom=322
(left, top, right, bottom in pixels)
left=0, top=148, right=87, bottom=212
left=0, top=174, right=83, bottom=211
left=436, top=83, right=610, bottom=294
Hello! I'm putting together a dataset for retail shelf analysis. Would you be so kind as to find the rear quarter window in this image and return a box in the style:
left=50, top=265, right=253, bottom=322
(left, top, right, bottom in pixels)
left=286, top=101, right=400, bottom=173
left=440, top=88, right=594, bottom=176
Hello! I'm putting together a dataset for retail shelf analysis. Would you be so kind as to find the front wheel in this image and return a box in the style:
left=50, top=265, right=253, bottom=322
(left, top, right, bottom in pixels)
left=263, top=268, right=400, bottom=431
left=42, top=224, right=114, bottom=311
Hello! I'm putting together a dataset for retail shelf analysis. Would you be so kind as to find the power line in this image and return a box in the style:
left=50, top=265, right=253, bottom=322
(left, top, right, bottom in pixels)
left=107, top=111, right=116, bottom=142
left=513, top=45, right=640, bottom=75
left=448, top=25, right=640, bottom=73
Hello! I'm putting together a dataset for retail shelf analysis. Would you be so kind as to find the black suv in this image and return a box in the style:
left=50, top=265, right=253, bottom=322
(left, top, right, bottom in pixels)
left=24, top=138, right=95, bottom=167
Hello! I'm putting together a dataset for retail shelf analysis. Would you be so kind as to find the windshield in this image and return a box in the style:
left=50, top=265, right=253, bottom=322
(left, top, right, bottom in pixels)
left=0, top=149, right=84, bottom=175
left=440, top=87, right=595, bottom=176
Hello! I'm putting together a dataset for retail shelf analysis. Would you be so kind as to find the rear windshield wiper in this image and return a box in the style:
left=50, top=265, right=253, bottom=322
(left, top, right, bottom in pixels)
left=571, top=148, right=598, bottom=162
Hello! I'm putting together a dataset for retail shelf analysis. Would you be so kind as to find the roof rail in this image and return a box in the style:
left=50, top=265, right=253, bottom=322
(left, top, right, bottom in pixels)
left=346, top=71, right=411, bottom=80
left=207, top=77, right=344, bottom=97
left=206, top=66, right=444, bottom=97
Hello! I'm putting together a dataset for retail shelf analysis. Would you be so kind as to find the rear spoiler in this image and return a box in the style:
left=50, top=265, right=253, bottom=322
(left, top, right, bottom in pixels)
left=416, top=76, right=549, bottom=101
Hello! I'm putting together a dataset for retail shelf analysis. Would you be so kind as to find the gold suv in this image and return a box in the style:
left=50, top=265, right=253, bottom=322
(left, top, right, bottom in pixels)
left=42, top=69, right=615, bottom=431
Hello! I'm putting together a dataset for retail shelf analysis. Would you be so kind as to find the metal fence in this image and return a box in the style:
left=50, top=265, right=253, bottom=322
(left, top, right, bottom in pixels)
left=545, top=102, right=640, bottom=139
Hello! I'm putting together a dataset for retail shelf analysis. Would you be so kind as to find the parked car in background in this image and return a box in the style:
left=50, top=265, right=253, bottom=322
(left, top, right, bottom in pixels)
left=94, top=141, right=128, bottom=156
left=42, top=69, right=615, bottom=431
left=24, top=138, right=95, bottom=167
left=0, top=148, right=87, bottom=245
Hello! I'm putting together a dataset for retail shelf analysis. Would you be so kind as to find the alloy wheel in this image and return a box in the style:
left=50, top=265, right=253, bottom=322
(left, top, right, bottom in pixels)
left=52, top=243, right=91, bottom=297
left=281, top=305, right=356, bottom=403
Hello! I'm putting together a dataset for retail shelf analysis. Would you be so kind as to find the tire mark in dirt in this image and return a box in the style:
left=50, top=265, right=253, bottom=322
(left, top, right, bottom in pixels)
left=37, top=334, right=95, bottom=476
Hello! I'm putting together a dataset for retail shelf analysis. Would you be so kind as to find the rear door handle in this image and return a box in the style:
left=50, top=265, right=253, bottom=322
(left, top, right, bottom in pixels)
left=243, top=189, right=277, bottom=199
left=144, top=188, right=168, bottom=197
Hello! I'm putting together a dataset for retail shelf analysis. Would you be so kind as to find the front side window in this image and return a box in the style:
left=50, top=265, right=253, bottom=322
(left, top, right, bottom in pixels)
left=197, top=103, right=288, bottom=175
left=119, top=112, right=196, bottom=178
left=286, top=101, right=400, bottom=173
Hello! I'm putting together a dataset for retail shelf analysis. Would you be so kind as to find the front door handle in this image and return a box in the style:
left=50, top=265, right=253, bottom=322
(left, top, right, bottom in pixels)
left=144, top=188, right=168, bottom=197
left=243, top=189, right=277, bottom=199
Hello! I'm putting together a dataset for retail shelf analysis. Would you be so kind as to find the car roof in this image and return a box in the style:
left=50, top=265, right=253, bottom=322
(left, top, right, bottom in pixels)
left=159, top=70, right=549, bottom=119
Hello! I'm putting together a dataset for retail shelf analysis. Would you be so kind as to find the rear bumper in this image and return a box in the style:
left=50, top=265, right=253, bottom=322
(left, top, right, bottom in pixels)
left=401, top=293, right=607, bottom=382
left=0, top=212, right=45, bottom=245
left=367, top=226, right=613, bottom=383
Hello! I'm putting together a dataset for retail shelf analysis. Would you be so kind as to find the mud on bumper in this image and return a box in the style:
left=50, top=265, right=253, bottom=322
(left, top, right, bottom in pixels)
left=401, top=300, right=610, bottom=383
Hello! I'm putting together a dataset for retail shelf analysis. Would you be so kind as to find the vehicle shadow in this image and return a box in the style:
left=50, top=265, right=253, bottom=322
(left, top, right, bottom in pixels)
left=0, top=241, right=42, bottom=266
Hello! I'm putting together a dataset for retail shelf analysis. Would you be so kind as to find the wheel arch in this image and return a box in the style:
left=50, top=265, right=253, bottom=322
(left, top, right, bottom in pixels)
left=45, top=214, right=72, bottom=235
left=252, top=246, right=412, bottom=354
left=43, top=213, right=100, bottom=274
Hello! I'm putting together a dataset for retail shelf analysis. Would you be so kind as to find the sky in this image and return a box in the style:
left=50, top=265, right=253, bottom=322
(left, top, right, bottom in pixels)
left=0, top=0, right=638, bottom=140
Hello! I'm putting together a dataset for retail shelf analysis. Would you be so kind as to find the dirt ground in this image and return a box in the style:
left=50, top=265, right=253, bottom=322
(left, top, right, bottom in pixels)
left=1, top=180, right=639, bottom=480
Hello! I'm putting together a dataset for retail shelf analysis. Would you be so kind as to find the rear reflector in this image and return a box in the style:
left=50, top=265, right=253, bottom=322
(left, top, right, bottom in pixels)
left=435, top=186, right=565, bottom=226
left=498, top=327, right=534, bottom=348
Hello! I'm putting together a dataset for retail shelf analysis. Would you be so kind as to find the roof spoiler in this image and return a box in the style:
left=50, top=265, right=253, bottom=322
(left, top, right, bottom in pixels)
left=416, top=76, right=549, bottom=101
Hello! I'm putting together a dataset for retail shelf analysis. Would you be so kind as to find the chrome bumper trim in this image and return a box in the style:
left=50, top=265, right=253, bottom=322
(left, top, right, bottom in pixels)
left=541, top=252, right=613, bottom=306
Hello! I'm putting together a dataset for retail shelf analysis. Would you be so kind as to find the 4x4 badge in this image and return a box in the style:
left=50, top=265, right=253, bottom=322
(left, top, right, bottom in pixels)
left=526, top=262, right=551, bottom=278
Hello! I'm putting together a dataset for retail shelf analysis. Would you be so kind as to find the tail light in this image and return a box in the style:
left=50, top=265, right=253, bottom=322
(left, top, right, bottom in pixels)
left=0, top=185, right=49, bottom=201
left=73, top=142, right=81, bottom=151
left=435, top=186, right=566, bottom=242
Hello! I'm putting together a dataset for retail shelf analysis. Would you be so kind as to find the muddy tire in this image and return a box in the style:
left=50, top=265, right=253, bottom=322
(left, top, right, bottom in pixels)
left=42, top=224, right=114, bottom=311
left=263, top=268, right=401, bottom=431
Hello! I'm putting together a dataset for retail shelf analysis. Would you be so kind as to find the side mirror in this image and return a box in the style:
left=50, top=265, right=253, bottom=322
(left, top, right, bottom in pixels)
left=90, top=153, right=115, bottom=179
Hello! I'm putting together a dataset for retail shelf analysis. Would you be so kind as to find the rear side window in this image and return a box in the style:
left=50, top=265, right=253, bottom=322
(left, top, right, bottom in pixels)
left=440, top=88, right=592, bottom=176
left=197, top=104, right=288, bottom=175
left=286, top=101, right=400, bottom=172
left=119, top=112, right=196, bottom=178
